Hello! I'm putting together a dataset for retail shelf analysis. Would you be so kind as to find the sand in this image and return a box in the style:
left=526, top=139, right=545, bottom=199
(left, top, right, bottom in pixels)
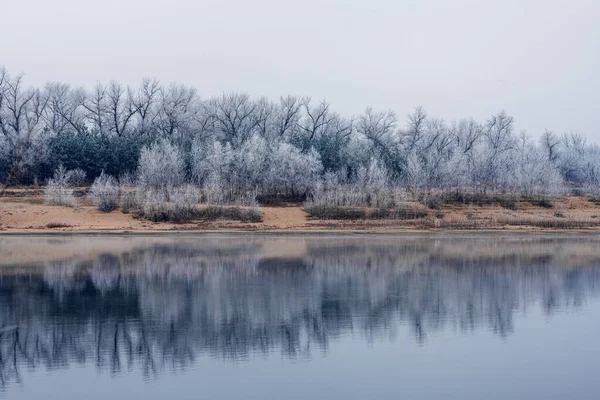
left=1, top=189, right=600, bottom=234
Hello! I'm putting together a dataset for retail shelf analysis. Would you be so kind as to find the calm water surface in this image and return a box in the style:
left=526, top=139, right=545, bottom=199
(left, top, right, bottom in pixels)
left=1, top=234, right=600, bottom=399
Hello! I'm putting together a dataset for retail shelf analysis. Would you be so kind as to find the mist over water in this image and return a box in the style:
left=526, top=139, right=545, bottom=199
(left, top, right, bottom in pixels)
left=2, top=235, right=600, bottom=399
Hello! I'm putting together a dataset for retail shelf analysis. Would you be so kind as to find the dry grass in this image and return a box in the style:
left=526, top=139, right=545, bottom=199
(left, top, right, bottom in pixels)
left=397, top=216, right=600, bottom=230
left=198, top=206, right=262, bottom=223
left=304, top=203, right=428, bottom=220
left=420, top=191, right=553, bottom=210
left=137, top=201, right=262, bottom=223
left=46, top=221, right=73, bottom=229
left=495, top=217, right=599, bottom=229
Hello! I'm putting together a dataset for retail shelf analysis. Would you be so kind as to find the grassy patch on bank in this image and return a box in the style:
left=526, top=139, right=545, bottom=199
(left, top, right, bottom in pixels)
left=138, top=204, right=262, bottom=224
left=419, top=191, right=554, bottom=210
left=304, top=203, right=428, bottom=220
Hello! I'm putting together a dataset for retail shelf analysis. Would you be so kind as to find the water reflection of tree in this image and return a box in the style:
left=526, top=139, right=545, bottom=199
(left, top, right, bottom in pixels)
left=1, top=237, right=600, bottom=386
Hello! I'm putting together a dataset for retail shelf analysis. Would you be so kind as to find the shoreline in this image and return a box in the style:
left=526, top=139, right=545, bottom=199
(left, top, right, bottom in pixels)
left=3, top=229, right=600, bottom=270
left=2, top=228, right=600, bottom=236
left=2, top=190, right=600, bottom=235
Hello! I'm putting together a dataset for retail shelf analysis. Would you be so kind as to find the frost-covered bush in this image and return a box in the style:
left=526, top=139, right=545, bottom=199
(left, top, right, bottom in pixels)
left=140, top=190, right=170, bottom=222
left=511, top=144, right=564, bottom=196
left=206, top=183, right=258, bottom=206
left=65, top=168, right=87, bottom=187
left=139, top=186, right=201, bottom=223
left=138, top=139, right=185, bottom=196
left=137, top=184, right=260, bottom=223
left=197, top=205, right=262, bottom=223
left=579, top=145, right=600, bottom=196
left=191, top=139, right=233, bottom=186
left=89, top=172, right=119, bottom=212
left=265, top=143, right=322, bottom=195
left=118, top=172, right=140, bottom=214
left=192, top=135, right=322, bottom=199
left=305, top=160, right=405, bottom=209
left=230, top=134, right=270, bottom=192
left=44, top=165, right=76, bottom=207
left=170, top=185, right=202, bottom=222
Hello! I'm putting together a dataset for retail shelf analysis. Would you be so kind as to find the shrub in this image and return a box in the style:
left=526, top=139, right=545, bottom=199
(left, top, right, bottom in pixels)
left=137, top=187, right=262, bottom=223
left=139, top=190, right=170, bottom=222
left=46, top=221, right=73, bottom=229
left=499, top=197, right=519, bottom=210
left=202, top=177, right=259, bottom=207
left=440, top=191, right=495, bottom=205
left=496, top=217, right=599, bottom=229
left=256, top=193, right=306, bottom=206
left=44, top=165, right=76, bottom=207
left=89, top=172, right=119, bottom=212
left=138, top=139, right=185, bottom=195
left=526, top=196, right=554, bottom=208
left=422, top=194, right=443, bottom=210
left=119, top=172, right=140, bottom=214
left=169, top=185, right=202, bottom=223
left=120, top=190, right=140, bottom=214
left=197, top=206, right=262, bottom=223
left=434, top=191, right=520, bottom=208
left=65, top=168, right=87, bottom=187
left=304, top=203, right=427, bottom=220
left=370, top=206, right=428, bottom=220
left=304, top=204, right=367, bottom=220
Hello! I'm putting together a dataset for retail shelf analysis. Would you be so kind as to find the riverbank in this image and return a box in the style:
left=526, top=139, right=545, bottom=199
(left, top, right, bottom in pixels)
left=1, top=188, right=600, bottom=233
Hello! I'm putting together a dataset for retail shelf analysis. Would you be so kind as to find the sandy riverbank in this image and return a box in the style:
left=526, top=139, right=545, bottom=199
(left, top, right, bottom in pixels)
left=1, top=189, right=600, bottom=234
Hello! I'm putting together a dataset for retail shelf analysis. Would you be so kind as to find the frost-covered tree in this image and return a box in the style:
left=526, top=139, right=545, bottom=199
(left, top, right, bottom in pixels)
left=511, top=134, right=563, bottom=195
left=138, top=139, right=185, bottom=196
left=467, top=111, right=518, bottom=192
left=265, top=143, right=322, bottom=195
left=191, top=138, right=233, bottom=185
left=3, top=65, right=600, bottom=198
left=0, top=68, right=49, bottom=186
left=357, top=108, right=405, bottom=180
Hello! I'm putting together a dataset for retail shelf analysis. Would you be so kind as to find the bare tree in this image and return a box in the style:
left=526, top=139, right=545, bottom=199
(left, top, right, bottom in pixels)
left=44, top=83, right=87, bottom=135
left=82, top=84, right=108, bottom=135
left=274, top=95, right=303, bottom=138
left=540, top=130, right=560, bottom=163
left=132, top=78, right=161, bottom=135
left=0, top=68, right=49, bottom=190
left=208, top=92, right=259, bottom=143
left=484, top=110, right=515, bottom=152
left=156, top=84, right=201, bottom=138
left=450, top=118, right=483, bottom=154
left=298, top=98, right=332, bottom=141
left=105, top=81, right=138, bottom=136
left=402, top=106, right=427, bottom=150
left=356, top=108, right=397, bottom=145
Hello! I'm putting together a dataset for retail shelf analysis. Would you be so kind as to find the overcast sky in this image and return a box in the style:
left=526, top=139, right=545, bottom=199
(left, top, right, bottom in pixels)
left=1, top=0, right=598, bottom=140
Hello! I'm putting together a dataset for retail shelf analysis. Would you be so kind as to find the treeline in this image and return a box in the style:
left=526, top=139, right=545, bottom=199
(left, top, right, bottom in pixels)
left=2, top=66, right=600, bottom=200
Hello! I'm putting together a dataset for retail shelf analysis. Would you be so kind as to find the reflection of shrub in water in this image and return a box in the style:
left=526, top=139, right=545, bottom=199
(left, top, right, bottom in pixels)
left=90, top=254, right=122, bottom=293
left=42, top=260, right=84, bottom=297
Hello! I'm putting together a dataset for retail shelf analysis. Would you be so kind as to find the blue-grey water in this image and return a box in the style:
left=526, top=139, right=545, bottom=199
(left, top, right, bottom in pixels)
left=1, top=234, right=600, bottom=399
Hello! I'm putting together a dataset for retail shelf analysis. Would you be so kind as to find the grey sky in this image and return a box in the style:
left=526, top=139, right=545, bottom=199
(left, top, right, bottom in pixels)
left=1, top=0, right=598, bottom=140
